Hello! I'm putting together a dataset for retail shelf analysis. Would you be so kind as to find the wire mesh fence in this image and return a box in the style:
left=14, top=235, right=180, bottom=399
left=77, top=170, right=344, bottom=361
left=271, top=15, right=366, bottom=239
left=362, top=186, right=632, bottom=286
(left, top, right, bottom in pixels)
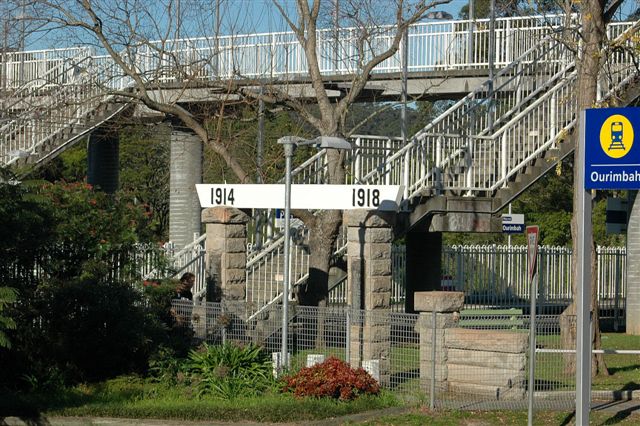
left=171, top=302, right=637, bottom=410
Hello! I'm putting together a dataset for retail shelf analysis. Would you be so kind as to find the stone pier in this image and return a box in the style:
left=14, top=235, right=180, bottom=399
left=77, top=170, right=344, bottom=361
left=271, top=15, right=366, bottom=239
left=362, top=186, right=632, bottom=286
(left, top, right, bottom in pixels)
left=414, top=291, right=464, bottom=392
left=345, top=210, right=395, bottom=386
left=202, top=207, right=249, bottom=319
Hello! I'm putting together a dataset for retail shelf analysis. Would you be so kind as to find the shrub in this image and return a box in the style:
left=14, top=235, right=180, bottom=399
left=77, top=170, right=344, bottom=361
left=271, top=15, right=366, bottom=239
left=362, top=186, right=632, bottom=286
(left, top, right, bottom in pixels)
left=282, top=357, right=380, bottom=401
left=186, top=343, right=275, bottom=399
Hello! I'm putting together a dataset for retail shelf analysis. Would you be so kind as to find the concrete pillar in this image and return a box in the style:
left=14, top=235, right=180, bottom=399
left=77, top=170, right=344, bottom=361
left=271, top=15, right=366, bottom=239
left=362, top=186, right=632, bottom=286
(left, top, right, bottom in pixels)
left=170, top=128, right=202, bottom=249
left=626, top=191, right=640, bottom=334
left=87, top=128, right=119, bottom=193
left=414, top=291, right=464, bottom=394
left=344, top=210, right=396, bottom=386
left=406, top=231, right=443, bottom=313
left=202, top=207, right=249, bottom=319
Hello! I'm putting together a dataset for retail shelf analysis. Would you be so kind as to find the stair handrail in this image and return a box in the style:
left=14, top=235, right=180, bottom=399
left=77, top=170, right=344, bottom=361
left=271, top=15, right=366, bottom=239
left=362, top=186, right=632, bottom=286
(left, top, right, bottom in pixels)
left=241, top=19, right=639, bottom=318
left=1, top=53, right=133, bottom=167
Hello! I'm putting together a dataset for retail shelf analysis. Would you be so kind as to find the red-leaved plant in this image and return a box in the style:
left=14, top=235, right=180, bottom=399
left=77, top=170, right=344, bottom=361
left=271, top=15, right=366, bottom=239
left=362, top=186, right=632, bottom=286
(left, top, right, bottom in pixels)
left=282, top=356, right=380, bottom=401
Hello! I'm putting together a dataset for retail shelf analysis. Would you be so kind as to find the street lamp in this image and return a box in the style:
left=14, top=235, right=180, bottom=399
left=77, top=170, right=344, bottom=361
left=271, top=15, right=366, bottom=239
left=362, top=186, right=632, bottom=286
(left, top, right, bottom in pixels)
left=276, top=135, right=352, bottom=373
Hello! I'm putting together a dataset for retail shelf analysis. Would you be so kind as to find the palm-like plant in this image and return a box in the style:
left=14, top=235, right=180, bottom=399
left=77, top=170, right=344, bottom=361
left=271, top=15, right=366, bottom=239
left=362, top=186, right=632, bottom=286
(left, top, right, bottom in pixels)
left=0, top=287, right=17, bottom=349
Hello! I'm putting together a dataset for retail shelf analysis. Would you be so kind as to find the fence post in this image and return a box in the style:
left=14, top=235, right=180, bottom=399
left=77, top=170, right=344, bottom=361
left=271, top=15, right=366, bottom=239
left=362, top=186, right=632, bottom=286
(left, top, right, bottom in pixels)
left=346, top=309, right=351, bottom=364
left=430, top=310, right=437, bottom=410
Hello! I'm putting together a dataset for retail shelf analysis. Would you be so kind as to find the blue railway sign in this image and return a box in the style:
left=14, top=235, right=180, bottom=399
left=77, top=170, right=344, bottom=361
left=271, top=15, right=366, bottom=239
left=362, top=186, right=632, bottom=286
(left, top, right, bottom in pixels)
left=585, top=107, right=640, bottom=189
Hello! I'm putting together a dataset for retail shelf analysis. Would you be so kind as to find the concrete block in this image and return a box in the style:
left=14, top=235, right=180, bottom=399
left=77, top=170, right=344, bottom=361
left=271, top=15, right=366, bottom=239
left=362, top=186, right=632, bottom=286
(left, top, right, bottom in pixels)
left=362, top=359, right=380, bottom=382
left=445, top=329, right=528, bottom=353
left=224, top=238, right=247, bottom=253
left=202, top=207, right=249, bottom=224
left=222, top=269, right=246, bottom=283
left=222, top=283, right=245, bottom=300
left=419, top=345, right=448, bottom=363
left=447, top=363, right=525, bottom=388
left=347, top=242, right=363, bottom=257
left=364, top=291, right=391, bottom=309
left=447, top=381, right=526, bottom=400
left=344, top=210, right=396, bottom=228
left=447, top=348, right=526, bottom=371
left=419, top=363, right=448, bottom=382
left=415, top=312, right=458, bottom=332
left=418, top=327, right=447, bottom=347
left=365, top=228, right=394, bottom=243
left=366, top=243, right=392, bottom=260
left=223, top=224, right=247, bottom=238
left=347, top=227, right=365, bottom=243
left=414, top=291, right=464, bottom=313
left=368, top=260, right=392, bottom=277
left=223, top=252, right=246, bottom=269
left=363, top=325, right=391, bottom=343
left=306, top=354, right=326, bottom=367
left=367, top=276, right=392, bottom=293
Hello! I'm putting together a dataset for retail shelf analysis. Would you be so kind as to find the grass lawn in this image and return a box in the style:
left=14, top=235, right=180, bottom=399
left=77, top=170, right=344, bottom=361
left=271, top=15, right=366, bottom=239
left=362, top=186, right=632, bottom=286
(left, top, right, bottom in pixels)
left=535, top=333, right=640, bottom=391
left=348, top=407, right=640, bottom=425
left=0, top=376, right=399, bottom=422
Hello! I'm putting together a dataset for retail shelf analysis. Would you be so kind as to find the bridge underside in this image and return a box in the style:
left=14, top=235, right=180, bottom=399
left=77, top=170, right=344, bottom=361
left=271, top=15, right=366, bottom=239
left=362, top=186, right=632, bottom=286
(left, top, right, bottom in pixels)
left=139, top=69, right=494, bottom=108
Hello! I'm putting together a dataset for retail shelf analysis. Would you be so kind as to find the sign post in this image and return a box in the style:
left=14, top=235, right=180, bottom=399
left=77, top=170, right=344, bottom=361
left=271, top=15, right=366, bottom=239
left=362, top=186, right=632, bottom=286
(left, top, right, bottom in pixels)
left=580, top=107, right=639, bottom=424
left=526, top=225, right=539, bottom=426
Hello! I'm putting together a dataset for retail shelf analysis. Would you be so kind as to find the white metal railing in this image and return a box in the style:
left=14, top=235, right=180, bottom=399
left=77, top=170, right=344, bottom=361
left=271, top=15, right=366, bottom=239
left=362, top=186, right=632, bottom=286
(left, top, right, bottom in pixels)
left=0, top=52, right=132, bottom=167
left=325, top=244, right=627, bottom=317
left=357, top=21, right=638, bottom=197
left=2, top=15, right=565, bottom=90
left=241, top=20, right=638, bottom=318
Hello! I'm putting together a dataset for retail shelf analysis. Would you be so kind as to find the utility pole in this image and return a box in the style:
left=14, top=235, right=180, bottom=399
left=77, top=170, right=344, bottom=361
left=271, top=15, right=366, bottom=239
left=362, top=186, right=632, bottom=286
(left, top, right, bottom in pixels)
left=488, top=0, right=496, bottom=133
left=401, top=28, right=408, bottom=145
left=467, top=0, right=474, bottom=64
left=333, top=0, right=339, bottom=72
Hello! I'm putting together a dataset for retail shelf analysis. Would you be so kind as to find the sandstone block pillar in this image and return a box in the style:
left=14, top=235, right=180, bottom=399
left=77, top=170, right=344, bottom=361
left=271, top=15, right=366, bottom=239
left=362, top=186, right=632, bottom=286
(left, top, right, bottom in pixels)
left=627, top=191, right=640, bottom=334
left=344, top=210, right=396, bottom=386
left=202, top=207, right=249, bottom=320
left=414, top=291, right=464, bottom=394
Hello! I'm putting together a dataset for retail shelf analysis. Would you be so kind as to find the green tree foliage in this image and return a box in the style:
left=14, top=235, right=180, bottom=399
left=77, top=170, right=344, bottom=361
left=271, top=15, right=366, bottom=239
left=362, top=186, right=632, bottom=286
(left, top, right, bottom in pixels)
left=119, top=125, right=171, bottom=240
left=0, top=287, right=17, bottom=349
left=0, top=180, right=177, bottom=387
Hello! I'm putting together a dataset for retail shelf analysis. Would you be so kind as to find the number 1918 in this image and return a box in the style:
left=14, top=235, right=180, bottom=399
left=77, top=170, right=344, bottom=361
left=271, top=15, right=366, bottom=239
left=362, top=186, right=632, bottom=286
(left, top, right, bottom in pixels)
left=352, top=188, right=380, bottom=207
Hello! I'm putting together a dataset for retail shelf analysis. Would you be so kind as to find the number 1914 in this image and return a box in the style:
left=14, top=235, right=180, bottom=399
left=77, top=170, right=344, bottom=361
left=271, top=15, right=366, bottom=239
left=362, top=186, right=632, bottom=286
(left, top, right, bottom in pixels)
left=211, top=187, right=235, bottom=205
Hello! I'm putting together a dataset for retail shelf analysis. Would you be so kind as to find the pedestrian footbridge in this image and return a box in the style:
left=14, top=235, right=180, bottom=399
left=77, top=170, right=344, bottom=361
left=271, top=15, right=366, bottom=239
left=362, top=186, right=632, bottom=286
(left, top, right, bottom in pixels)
left=1, top=15, right=639, bottom=321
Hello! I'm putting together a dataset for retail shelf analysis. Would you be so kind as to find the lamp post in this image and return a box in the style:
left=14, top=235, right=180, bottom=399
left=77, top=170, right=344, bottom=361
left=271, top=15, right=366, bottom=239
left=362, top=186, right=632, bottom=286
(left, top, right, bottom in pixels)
left=276, top=135, right=352, bottom=373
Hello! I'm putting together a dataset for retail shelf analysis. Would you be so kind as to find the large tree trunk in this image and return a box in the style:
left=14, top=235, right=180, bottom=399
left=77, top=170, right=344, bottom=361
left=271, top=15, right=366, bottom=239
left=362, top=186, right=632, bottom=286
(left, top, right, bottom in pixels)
left=560, top=0, right=609, bottom=377
left=298, top=209, right=343, bottom=307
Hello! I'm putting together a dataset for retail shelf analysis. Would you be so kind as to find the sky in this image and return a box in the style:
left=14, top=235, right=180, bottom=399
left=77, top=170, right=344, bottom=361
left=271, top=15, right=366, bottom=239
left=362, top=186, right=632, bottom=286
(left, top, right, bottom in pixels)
left=12, top=0, right=640, bottom=51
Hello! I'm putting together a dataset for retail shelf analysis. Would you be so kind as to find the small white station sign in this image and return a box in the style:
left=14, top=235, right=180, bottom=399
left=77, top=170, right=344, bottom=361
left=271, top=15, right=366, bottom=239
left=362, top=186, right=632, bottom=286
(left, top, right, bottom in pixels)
left=502, top=214, right=525, bottom=234
left=196, top=184, right=404, bottom=211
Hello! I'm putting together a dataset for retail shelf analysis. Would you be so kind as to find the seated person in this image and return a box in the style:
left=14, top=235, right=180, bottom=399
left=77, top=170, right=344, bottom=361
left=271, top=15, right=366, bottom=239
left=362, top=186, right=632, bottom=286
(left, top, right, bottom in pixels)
left=176, top=272, right=195, bottom=301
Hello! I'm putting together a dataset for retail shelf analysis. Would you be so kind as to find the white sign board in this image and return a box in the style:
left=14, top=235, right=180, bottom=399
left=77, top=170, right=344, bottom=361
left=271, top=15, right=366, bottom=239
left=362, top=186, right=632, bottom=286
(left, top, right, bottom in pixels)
left=196, top=184, right=404, bottom=210
left=502, top=214, right=525, bottom=234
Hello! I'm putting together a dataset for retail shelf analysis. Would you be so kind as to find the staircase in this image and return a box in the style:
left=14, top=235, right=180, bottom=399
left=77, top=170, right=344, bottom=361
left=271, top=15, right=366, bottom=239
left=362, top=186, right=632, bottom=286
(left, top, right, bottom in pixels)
left=1, top=17, right=638, bottom=320
left=1, top=51, right=132, bottom=171
left=243, top=20, right=640, bottom=319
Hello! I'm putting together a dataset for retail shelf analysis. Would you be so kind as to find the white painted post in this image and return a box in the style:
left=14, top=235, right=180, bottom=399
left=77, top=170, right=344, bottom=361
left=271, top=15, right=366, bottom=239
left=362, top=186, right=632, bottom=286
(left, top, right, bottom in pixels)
left=575, top=111, right=592, bottom=425
left=436, top=136, right=443, bottom=194
left=501, top=133, right=508, bottom=186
